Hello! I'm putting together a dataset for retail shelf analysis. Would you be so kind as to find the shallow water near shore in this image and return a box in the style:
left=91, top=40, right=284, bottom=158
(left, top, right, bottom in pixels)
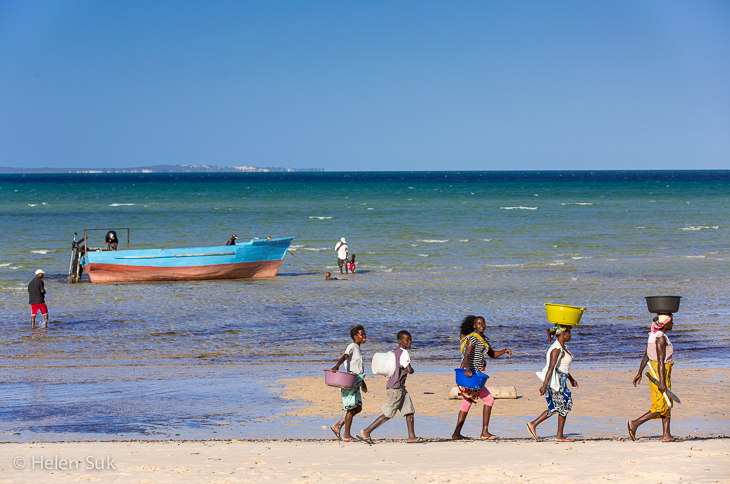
left=1, top=171, right=729, bottom=440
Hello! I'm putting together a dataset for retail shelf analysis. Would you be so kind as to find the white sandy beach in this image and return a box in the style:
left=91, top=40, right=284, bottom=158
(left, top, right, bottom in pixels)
left=2, top=439, right=729, bottom=483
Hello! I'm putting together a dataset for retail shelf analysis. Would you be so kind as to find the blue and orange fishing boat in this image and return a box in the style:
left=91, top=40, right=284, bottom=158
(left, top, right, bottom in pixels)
left=71, top=228, right=294, bottom=283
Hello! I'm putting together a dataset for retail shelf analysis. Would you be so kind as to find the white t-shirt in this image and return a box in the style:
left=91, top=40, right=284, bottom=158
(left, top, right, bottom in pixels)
left=647, top=331, right=673, bottom=362
left=558, top=349, right=573, bottom=373
left=535, top=340, right=564, bottom=392
left=336, top=242, right=348, bottom=259
left=343, top=342, right=363, bottom=375
left=398, top=348, right=411, bottom=368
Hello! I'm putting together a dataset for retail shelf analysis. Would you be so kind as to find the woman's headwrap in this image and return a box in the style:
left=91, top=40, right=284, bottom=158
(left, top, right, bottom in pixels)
left=547, top=325, right=567, bottom=342
left=650, top=313, right=673, bottom=333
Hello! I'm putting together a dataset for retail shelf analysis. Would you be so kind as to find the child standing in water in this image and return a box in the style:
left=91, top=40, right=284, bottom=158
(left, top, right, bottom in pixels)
left=360, top=330, right=423, bottom=443
left=349, top=254, right=356, bottom=273
left=330, top=325, right=368, bottom=441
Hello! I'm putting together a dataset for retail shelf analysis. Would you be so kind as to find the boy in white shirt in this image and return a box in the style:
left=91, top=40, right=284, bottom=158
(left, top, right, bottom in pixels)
left=330, top=324, right=368, bottom=441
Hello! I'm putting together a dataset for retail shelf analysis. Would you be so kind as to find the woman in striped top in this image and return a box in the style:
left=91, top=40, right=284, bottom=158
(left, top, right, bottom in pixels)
left=452, top=315, right=512, bottom=440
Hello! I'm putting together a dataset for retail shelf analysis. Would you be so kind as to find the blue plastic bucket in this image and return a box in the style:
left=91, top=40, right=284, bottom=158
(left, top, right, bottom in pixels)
left=454, top=369, right=490, bottom=389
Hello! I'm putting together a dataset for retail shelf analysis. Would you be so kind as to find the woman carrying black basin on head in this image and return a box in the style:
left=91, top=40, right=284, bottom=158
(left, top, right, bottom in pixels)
left=452, top=315, right=512, bottom=440
left=627, top=313, right=682, bottom=442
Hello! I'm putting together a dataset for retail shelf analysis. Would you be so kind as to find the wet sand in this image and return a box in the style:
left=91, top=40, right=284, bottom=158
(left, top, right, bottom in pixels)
left=281, top=367, right=730, bottom=438
left=1, top=367, right=727, bottom=482
left=2, top=439, right=728, bottom=483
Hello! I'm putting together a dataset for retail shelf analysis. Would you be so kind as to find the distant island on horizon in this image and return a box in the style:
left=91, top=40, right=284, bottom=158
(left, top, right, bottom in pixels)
left=0, top=164, right=324, bottom=174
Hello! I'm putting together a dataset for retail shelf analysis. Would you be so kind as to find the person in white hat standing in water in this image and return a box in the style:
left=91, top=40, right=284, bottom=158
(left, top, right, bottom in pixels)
left=29, top=269, right=48, bottom=328
left=335, top=237, right=349, bottom=274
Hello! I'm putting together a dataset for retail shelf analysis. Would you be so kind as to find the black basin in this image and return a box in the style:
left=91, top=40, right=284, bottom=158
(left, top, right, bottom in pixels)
left=645, top=296, right=682, bottom=313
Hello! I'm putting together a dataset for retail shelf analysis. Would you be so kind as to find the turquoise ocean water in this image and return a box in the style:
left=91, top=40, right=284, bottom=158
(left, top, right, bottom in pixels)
left=0, top=171, right=728, bottom=440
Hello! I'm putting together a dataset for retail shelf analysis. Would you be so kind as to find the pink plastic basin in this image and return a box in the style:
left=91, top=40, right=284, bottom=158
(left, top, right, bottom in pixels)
left=324, top=370, right=357, bottom=389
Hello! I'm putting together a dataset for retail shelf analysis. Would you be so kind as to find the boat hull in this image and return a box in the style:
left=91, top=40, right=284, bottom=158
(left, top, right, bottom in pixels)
left=81, top=237, right=293, bottom=283
left=85, top=258, right=283, bottom=283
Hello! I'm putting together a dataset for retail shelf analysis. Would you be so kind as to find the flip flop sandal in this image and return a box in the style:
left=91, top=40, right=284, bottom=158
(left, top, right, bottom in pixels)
left=525, top=422, right=538, bottom=441
left=662, top=437, right=683, bottom=443
left=406, top=437, right=426, bottom=443
left=330, top=427, right=342, bottom=441
left=356, top=435, right=374, bottom=445
left=626, top=420, right=636, bottom=442
left=480, top=435, right=500, bottom=440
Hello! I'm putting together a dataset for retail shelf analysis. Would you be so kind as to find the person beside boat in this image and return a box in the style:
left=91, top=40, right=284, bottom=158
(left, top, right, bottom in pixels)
left=335, top=237, right=348, bottom=274
left=329, top=325, right=368, bottom=442
left=105, top=230, right=118, bottom=250
left=28, top=269, right=48, bottom=328
left=452, top=315, right=512, bottom=440
left=627, top=314, right=682, bottom=442
left=225, top=234, right=238, bottom=246
left=526, top=324, right=578, bottom=441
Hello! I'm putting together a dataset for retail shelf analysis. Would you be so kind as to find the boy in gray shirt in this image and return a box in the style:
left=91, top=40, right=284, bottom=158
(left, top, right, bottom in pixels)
left=359, top=330, right=424, bottom=443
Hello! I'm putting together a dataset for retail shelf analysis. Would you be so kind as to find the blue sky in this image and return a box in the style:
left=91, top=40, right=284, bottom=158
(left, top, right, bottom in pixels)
left=1, top=1, right=728, bottom=171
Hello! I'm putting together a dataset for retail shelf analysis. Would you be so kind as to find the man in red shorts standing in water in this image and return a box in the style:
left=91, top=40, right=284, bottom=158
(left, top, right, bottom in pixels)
left=29, top=269, right=48, bottom=328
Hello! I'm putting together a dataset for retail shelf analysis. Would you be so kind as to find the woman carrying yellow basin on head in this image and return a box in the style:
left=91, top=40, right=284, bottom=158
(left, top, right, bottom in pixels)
left=526, top=304, right=583, bottom=442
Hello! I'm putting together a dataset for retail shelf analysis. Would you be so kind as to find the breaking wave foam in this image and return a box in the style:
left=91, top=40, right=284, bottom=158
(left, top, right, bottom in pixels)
left=680, top=226, right=719, bottom=231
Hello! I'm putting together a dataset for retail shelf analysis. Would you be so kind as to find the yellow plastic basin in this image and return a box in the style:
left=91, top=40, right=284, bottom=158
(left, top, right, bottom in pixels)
left=544, top=303, right=586, bottom=326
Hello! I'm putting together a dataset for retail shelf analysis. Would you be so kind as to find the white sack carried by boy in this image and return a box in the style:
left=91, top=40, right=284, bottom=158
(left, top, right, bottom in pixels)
left=371, top=351, right=396, bottom=378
